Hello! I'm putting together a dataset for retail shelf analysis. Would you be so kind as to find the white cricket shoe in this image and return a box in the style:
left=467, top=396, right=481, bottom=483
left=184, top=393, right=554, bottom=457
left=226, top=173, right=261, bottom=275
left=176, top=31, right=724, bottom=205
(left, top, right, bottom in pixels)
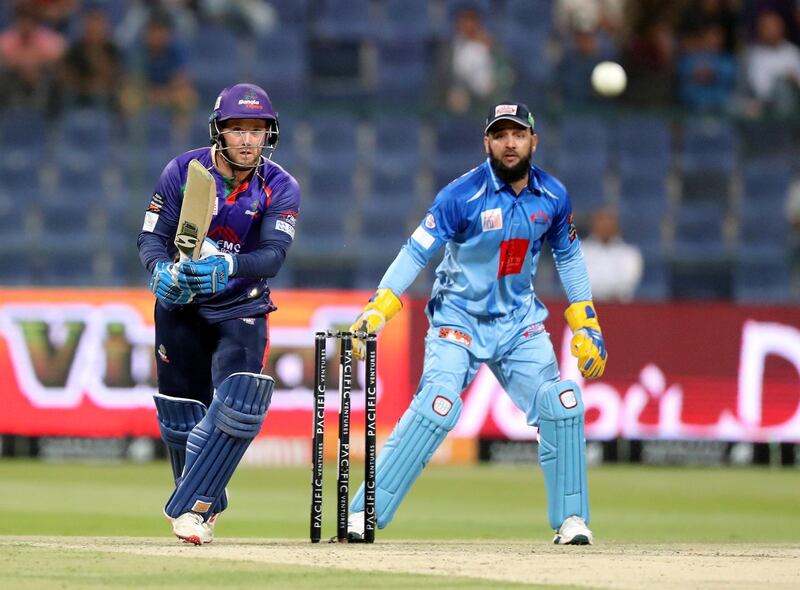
left=347, top=511, right=365, bottom=541
left=553, top=515, right=593, bottom=545
left=172, top=512, right=213, bottom=545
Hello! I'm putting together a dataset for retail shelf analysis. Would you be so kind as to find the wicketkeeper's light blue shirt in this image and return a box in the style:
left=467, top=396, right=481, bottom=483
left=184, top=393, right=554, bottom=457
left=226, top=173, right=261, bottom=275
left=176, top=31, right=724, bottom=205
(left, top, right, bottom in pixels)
left=379, top=159, right=592, bottom=322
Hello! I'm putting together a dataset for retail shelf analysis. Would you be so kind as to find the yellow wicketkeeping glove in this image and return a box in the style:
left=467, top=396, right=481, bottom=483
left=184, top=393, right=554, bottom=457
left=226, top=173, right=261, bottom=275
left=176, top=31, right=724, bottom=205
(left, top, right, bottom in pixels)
left=564, top=301, right=607, bottom=380
left=349, top=288, right=403, bottom=360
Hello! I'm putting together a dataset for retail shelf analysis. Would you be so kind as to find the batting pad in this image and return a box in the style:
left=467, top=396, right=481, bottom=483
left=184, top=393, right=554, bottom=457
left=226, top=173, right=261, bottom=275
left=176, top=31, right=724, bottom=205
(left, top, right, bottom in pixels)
left=350, top=383, right=462, bottom=528
left=153, top=394, right=207, bottom=482
left=537, top=380, right=589, bottom=529
left=165, top=373, right=273, bottom=520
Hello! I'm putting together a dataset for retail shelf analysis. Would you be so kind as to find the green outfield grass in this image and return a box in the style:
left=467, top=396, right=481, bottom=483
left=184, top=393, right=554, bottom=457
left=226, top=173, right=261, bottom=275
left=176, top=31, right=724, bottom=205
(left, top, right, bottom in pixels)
left=0, top=460, right=798, bottom=589
left=0, top=460, right=798, bottom=541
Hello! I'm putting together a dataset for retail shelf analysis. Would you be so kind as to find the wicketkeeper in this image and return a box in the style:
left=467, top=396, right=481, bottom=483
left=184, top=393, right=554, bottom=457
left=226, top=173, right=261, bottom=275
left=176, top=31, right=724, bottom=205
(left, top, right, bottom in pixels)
left=346, top=102, right=606, bottom=545
left=137, top=83, right=300, bottom=544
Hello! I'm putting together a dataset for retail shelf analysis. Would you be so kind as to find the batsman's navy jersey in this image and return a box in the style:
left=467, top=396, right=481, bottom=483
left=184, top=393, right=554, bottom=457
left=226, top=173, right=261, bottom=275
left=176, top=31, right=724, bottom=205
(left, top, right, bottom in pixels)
left=137, top=147, right=300, bottom=322
left=379, top=159, right=591, bottom=322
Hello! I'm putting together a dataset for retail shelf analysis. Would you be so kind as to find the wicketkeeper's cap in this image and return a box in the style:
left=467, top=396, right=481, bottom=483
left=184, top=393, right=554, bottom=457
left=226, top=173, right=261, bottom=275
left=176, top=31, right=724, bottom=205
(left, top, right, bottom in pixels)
left=484, top=101, right=535, bottom=134
left=211, top=83, right=277, bottom=124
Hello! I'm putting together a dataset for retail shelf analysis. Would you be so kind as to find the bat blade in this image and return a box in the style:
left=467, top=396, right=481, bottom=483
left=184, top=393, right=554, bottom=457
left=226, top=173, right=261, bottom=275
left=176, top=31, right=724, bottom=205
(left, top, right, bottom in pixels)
left=175, top=159, right=216, bottom=261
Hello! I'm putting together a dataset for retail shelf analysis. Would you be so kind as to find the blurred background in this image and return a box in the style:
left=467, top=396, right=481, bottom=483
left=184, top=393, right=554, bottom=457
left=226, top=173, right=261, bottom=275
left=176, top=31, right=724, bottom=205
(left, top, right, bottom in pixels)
left=0, top=0, right=799, bottom=471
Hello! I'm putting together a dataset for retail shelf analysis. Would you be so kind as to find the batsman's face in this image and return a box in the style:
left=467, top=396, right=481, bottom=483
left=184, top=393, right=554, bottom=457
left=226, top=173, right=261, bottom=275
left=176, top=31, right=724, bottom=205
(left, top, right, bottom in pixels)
left=220, top=118, right=268, bottom=167
left=484, top=121, right=537, bottom=168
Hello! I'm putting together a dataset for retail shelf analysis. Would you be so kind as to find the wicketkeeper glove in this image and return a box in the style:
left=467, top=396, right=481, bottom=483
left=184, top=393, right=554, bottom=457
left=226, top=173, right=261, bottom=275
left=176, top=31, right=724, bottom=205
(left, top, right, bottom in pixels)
left=564, top=301, right=607, bottom=380
left=349, top=288, right=402, bottom=361
left=150, top=261, right=193, bottom=304
left=176, top=251, right=237, bottom=295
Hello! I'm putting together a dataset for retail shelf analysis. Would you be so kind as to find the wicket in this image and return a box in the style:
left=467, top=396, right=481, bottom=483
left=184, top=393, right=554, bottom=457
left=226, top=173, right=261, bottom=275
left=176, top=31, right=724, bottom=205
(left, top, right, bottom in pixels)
left=310, top=330, right=377, bottom=543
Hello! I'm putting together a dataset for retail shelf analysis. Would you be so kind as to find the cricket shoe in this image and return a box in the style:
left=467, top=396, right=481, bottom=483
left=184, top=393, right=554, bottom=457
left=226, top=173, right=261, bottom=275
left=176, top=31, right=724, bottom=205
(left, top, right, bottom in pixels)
left=553, top=516, right=593, bottom=545
left=172, top=512, right=214, bottom=545
left=328, top=511, right=366, bottom=543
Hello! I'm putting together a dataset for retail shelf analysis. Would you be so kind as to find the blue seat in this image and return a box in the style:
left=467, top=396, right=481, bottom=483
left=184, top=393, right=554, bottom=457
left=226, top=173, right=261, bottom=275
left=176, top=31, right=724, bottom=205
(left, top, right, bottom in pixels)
left=188, top=25, right=245, bottom=103
left=376, top=41, right=429, bottom=103
left=308, top=114, right=359, bottom=170
left=734, top=247, right=792, bottom=303
left=37, top=237, right=100, bottom=286
left=269, top=0, right=309, bottom=26
left=557, top=116, right=609, bottom=177
left=618, top=206, right=663, bottom=249
left=558, top=171, right=606, bottom=209
left=0, top=242, right=38, bottom=285
left=617, top=116, right=671, bottom=178
left=251, top=30, right=307, bottom=101
left=679, top=118, right=736, bottom=174
left=315, top=0, right=372, bottom=39
left=380, top=0, right=433, bottom=41
left=0, top=109, right=49, bottom=165
left=372, top=116, right=422, bottom=172
left=619, top=174, right=669, bottom=212
left=741, top=159, right=791, bottom=206
left=435, top=116, right=484, bottom=172
left=672, top=203, right=728, bottom=261
left=635, top=244, right=669, bottom=300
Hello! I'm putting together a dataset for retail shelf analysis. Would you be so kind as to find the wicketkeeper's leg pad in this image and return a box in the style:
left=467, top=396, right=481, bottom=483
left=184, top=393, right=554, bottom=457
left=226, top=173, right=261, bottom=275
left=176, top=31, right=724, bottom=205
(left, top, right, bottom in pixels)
left=164, top=372, right=273, bottom=520
left=538, top=380, right=589, bottom=529
left=350, top=383, right=462, bottom=528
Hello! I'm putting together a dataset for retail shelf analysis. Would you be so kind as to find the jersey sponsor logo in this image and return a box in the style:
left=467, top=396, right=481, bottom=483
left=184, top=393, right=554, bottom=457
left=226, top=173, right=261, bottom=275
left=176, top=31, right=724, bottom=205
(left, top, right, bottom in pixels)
left=495, top=104, right=518, bottom=116
left=411, top=226, right=435, bottom=249
left=481, top=208, right=503, bottom=231
left=523, top=322, right=545, bottom=338
left=497, top=238, right=529, bottom=277
left=245, top=200, right=260, bottom=216
left=157, top=344, right=169, bottom=364
left=240, top=317, right=256, bottom=325
left=276, top=219, right=295, bottom=238
left=212, top=198, right=218, bottom=216
left=559, top=390, right=578, bottom=409
left=142, top=211, right=159, bottom=232
left=424, top=213, right=436, bottom=229
left=531, top=210, right=550, bottom=224
left=432, top=395, right=453, bottom=416
left=438, top=327, right=472, bottom=347
left=280, top=210, right=297, bottom=226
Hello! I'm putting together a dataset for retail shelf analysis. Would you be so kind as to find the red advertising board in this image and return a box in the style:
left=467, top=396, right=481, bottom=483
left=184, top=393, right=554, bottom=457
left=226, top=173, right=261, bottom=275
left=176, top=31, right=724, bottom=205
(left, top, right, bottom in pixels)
left=438, top=301, right=800, bottom=443
left=0, top=289, right=412, bottom=441
left=2, top=290, right=799, bottom=445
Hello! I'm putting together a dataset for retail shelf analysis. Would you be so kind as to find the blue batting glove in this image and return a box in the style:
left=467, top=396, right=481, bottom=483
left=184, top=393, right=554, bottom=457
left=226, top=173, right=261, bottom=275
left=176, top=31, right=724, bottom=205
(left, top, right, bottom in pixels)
left=150, top=261, right=193, bottom=304
left=175, top=253, right=237, bottom=295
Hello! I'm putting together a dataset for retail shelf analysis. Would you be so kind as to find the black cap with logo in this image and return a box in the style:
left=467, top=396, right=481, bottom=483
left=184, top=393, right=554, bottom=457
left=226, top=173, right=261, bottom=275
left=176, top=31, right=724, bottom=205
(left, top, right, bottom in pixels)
left=484, top=101, right=535, bottom=134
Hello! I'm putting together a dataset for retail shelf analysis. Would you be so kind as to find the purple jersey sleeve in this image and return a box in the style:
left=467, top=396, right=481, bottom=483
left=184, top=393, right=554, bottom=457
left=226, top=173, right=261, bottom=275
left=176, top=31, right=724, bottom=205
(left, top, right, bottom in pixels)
left=137, top=158, right=184, bottom=273
left=234, top=173, right=301, bottom=278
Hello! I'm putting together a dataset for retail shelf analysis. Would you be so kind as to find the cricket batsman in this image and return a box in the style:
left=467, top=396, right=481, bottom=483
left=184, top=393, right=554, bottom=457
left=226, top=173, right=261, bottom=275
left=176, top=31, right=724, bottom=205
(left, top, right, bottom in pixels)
left=346, top=102, right=606, bottom=545
left=136, top=83, right=300, bottom=544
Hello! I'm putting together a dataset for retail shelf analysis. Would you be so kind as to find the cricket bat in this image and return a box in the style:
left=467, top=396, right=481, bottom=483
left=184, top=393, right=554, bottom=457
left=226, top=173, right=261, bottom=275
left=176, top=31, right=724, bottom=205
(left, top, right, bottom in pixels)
left=174, top=159, right=216, bottom=261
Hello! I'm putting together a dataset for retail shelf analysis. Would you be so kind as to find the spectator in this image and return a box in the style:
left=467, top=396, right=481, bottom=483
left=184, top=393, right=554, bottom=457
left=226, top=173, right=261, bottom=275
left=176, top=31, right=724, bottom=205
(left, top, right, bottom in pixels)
left=121, top=11, right=197, bottom=133
left=436, top=6, right=512, bottom=115
left=115, top=0, right=197, bottom=50
left=198, top=0, right=277, bottom=37
left=0, top=1, right=66, bottom=112
left=28, top=0, right=79, bottom=34
left=678, top=0, right=739, bottom=53
left=61, top=6, right=123, bottom=110
left=556, top=17, right=611, bottom=108
left=620, top=19, right=678, bottom=109
left=556, top=0, right=625, bottom=38
left=581, top=208, right=644, bottom=302
left=678, top=24, right=737, bottom=112
left=740, top=10, right=800, bottom=117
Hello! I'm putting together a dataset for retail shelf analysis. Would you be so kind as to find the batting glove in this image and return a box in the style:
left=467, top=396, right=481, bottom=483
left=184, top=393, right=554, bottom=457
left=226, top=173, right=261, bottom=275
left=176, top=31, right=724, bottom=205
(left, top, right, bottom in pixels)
left=176, top=252, right=237, bottom=295
left=565, top=301, right=607, bottom=380
left=349, top=288, right=402, bottom=360
left=150, top=261, right=193, bottom=304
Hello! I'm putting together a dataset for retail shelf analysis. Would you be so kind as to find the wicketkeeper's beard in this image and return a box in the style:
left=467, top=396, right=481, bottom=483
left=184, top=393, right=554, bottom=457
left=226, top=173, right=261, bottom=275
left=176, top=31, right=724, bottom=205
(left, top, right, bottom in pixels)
left=490, top=152, right=531, bottom=185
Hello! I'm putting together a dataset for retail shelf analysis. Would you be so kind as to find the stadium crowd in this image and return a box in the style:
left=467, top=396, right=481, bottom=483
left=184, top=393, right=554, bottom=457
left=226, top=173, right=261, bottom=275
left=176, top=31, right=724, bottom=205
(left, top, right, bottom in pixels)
left=0, top=0, right=798, bottom=302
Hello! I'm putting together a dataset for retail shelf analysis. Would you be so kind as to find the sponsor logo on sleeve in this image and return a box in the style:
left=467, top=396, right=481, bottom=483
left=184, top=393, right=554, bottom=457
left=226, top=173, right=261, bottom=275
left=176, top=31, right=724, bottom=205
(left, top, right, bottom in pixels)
left=567, top=213, right=577, bottom=242
left=147, top=192, right=164, bottom=213
left=142, top=211, right=159, bottom=232
left=424, top=213, right=436, bottom=229
left=481, top=208, right=503, bottom=231
left=276, top=219, right=295, bottom=238
left=438, top=327, right=472, bottom=347
left=411, top=226, right=435, bottom=249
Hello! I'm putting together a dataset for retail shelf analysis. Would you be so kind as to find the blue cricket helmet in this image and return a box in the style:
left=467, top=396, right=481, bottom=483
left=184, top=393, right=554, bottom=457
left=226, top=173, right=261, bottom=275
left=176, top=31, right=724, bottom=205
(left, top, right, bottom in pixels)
left=208, top=83, right=279, bottom=148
